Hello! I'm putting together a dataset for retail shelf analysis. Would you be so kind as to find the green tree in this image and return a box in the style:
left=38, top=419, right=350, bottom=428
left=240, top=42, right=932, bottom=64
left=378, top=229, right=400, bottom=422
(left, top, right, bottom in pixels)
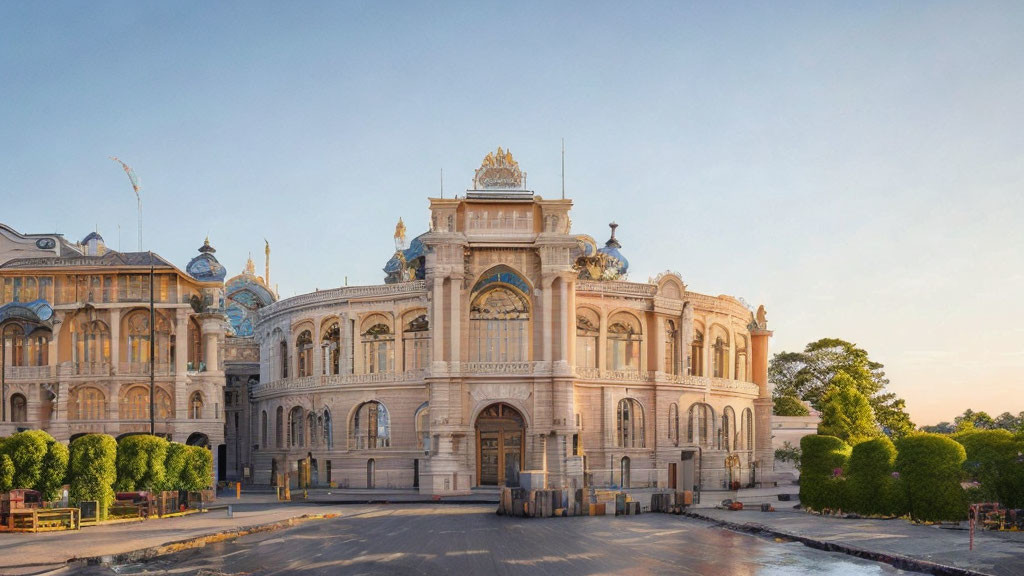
left=68, top=434, right=118, bottom=520
left=920, top=422, right=955, bottom=434
left=817, top=372, right=879, bottom=446
left=953, top=429, right=1024, bottom=508
left=769, top=338, right=914, bottom=438
left=38, top=438, right=69, bottom=501
left=895, top=433, right=967, bottom=521
left=162, top=442, right=188, bottom=491
left=773, top=395, right=810, bottom=416
left=0, top=454, right=14, bottom=492
left=179, top=446, right=212, bottom=492
left=115, top=435, right=169, bottom=491
left=2, top=430, right=65, bottom=494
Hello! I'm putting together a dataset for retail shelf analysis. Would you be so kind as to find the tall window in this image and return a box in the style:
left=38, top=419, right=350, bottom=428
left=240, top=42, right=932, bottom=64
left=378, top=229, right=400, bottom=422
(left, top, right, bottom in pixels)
left=70, top=317, right=111, bottom=366
left=721, top=406, right=736, bottom=451
left=261, top=410, right=268, bottom=447
left=470, top=286, right=530, bottom=362
left=323, top=409, right=333, bottom=449
left=403, top=314, right=430, bottom=371
left=308, top=412, right=318, bottom=446
left=10, top=393, right=27, bottom=423
left=616, top=398, right=645, bottom=448
left=415, top=402, right=430, bottom=451
left=275, top=406, right=284, bottom=448
left=322, top=322, right=340, bottom=375
left=2, top=325, right=25, bottom=366
left=24, top=329, right=49, bottom=366
left=607, top=313, right=641, bottom=371
left=689, top=330, right=703, bottom=376
left=187, top=317, right=202, bottom=369
left=575, top=309, right=599, bottom=369
left=190, top=392, right=204, bottom=419
left=351, top=401, right=390, bottom=449
left=125, top=310, right=171, bottom=365
left=279, top=339, right=288, bottom=379
left=735, top=336, right=748, bottom=381
left=664, top=320, right=678, bottom=375
left=289, top=406, right=304, bottom=447
left=687, top=403, right=715, bottom=447
left=362, top=322, right=394, bottom=373
left=742, top=408, right=753, bottom=451
left=712, top=336, right=728, bottom=378
left=668, top=402, right=679, bottom=446
left=295, top=330, right=313, bottom=377
left=69, top=386, right=106, bottom=420
left=122, top=386, right=172, bottom=420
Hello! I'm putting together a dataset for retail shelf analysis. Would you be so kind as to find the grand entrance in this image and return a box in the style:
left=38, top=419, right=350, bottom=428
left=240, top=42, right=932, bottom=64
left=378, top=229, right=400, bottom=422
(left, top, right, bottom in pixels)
left=475, top=402, right=525, bottom=486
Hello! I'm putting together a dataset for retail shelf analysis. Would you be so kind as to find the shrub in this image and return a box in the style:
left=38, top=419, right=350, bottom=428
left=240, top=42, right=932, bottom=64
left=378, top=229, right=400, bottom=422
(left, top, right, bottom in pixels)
left=775, top=441, right=802, bottom=470
left=817, top=373, right=879, bottom=445
left=69, top=434, right=117, bottom=520
left=954, top=429, right=1024, bottom=508
left=179, top=446, right=213, bottom=492
left=895, top=433, right=967, bottom=521
left=799, top=435, right=851, bottom=511
left=774, top=395, right=810, bottom=417
left=0, top=454, right=13, bottom=492
left=2, top=430, right=67, bottom=498
left=38, top=438, right=69, bottom=501
left=847, top=436, right=906, bottom=516
left=162, top=442, right=188, bottom=491
left=115, top=435, right=169, bottom=491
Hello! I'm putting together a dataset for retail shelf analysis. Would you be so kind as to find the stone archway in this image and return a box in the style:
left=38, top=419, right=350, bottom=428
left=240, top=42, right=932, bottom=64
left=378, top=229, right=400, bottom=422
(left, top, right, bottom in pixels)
left=474, top=402, right=525, bottom=486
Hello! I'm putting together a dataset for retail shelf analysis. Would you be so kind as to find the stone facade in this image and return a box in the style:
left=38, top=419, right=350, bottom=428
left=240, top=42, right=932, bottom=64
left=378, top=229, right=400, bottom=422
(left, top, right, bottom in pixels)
left=247, top=149, right=775, bottom=495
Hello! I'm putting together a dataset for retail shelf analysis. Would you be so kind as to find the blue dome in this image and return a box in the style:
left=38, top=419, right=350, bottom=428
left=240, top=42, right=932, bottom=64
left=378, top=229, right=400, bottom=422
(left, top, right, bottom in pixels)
left=384, top=232, right=427, bottom=283
left=597, top=223, right=629, bottom=276
left=187, top=238, right=227, bottom=282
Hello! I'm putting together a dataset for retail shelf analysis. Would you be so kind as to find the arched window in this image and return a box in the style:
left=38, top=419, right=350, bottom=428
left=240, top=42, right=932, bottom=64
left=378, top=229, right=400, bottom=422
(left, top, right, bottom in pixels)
left=361, top=318, right=393, bottom=374
left=261, top=410, right=268, bottom=447
left=721, top=406, right=736, bottom=451
left=2, top=325, right=25, bottom=367
left=295, top=330, right=313, bottom=377
left=575, top=309, right=599, bottom=369
left=323, top=409, right=333, bottom=449
left=190, top=391, right=204, bottom=419
left=351, top=401, right=390, bottom=449
left=125, top=310, right=171, bottom=366
left=607, top=313, right=642, bottom=372
left=616, top=398, right=645, bottom=448
left=69, top=386, right=106, bottom=420
left=275, top=406, right=284, bottom=448
left=10, top=393, right=27, bottom=423
left=121, top=386, right=172, bottom=420
left=735, top=336, right=748, bottom=382
left=742, top=408, right=754, bottom=451
left=687, top=403, right=715, bottom=447
left=668, top=402, right=679, bottom=446
left=620, top=456, right=631, bottom=488
left=664, top=320, right=679, bottom=375
left=470, top=285, right=530, bottom=363
left=25, top=329, right=49, bottom=366
left=69, top=317, right=111, bottom=366
left=279, top=340, right=288, bottom=379
left=402, top=314, right=430, bottom=371
left=288, top=406, right=304, bottom=447
left=415, top=402, right=430, bottom=451
left=321, top=322, right=340, bottom=375
left=689, top=329, right=704, bottom=376
left=711, top=332, right=729, bottom=379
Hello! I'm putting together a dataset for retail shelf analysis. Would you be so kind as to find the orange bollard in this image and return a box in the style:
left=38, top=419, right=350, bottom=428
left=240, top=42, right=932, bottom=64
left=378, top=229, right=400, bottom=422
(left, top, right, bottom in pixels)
left=236, top=482, right=241, bottom=500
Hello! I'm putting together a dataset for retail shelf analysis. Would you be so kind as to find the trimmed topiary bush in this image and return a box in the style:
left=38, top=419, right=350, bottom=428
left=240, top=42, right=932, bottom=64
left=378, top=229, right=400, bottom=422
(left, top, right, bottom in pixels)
left=69, top=434, right=117, bottom=520
left=774, top=395, right=810, bottom=417
left=2, top=430, right=67, bottom=499
left=954, top=429, right=1024, bottom=508
left=180, top=446, right=213, bottom=492
left=162, top=442, right=188, bottom=491
left=846, top=436, right=906, bottom=516
left=895, top=433, right=967, bottom=521
left=38, top=438, right=69, bottom=501
left=0, top=453, right=14, bottom=492
left=115, top=435, right=169, bottom=491
left=800, top=434, right=852, bottom=511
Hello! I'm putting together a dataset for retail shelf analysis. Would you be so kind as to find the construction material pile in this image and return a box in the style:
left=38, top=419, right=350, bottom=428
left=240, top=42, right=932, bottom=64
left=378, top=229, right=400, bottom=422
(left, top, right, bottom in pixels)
left=498, top=487, right=692, bottom=518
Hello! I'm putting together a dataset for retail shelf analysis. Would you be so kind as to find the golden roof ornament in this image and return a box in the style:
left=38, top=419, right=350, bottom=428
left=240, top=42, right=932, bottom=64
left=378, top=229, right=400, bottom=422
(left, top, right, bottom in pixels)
left=473, top=146, right=523, bottom=189
left=394, top=217, right=407, bottom=250
left=244, top=253, right=256, bottom=276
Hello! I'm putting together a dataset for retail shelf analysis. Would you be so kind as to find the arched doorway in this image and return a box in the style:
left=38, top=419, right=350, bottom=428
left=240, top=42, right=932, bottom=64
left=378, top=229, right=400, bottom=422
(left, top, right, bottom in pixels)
left=186, top=432, right=210, bottom=447
left=475, top=402, right=525, bottom=486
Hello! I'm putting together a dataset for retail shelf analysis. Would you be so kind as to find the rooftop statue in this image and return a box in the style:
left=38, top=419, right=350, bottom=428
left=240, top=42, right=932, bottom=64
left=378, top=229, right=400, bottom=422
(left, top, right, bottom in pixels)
left=473, top=146, right=523, bottom=189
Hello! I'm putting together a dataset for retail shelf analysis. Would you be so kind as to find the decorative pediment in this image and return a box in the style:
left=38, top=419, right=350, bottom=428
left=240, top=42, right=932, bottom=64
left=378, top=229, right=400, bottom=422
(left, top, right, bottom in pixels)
left=473, top=147, right=523, bottom=189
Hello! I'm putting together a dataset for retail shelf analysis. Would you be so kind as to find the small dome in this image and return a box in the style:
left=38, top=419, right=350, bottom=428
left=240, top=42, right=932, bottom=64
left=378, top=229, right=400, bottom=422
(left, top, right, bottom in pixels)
left=597, top=222, right=629, bottom=277
left=82, top=232, right=104, bottom=244
left=187, top=238, right=226, bottom=282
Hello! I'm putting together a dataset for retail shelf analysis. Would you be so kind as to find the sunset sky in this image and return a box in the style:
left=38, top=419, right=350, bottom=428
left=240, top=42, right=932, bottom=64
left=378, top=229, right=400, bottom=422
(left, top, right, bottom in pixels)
left=3, top=2, right=1021, bottom=425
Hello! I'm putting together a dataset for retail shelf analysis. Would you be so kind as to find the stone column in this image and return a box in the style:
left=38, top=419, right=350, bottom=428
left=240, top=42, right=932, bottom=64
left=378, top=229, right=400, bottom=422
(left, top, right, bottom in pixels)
left=558, top=278, right=568, bottom=362
left=654, top=316, right=666, bottom=374
left=432, top=277, right=444, bottom=364
left=542, top=276, right=553, bottom=362
left=109, top=308, right=121, bottom=372
left=342, top=314, right=354, bottom=375
left=566, top=276, right=576, bottom=366
left=394, top=310, right=405, bottom=372
left=311, top=317, right=322, bottom=378
left=449, top=276, right=461, bottom=365
left=174, top=309, right=188, bottom=375
left=598, top=308, right=608, bottom=371
left=727, top=326, right=736, bottom=380
left=750, top=326, right=774, bottom=476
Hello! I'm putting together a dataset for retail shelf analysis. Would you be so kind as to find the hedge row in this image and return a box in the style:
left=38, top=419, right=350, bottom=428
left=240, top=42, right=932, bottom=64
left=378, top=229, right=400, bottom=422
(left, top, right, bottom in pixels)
left=952, top=429, right=1024, bottom=509
left=800, top=433, right=966, bottom=521
left=1, top=432, right=212, bottom=521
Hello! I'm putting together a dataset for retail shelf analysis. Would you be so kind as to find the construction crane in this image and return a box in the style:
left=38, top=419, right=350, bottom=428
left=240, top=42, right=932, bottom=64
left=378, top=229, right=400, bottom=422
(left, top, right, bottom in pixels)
left=110, top=157, right=142, bottom=251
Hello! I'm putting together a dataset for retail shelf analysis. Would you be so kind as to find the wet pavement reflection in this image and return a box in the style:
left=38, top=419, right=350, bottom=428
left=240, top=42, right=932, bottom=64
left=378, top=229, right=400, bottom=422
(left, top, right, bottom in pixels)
left=88, top=504, right=905, bottom=575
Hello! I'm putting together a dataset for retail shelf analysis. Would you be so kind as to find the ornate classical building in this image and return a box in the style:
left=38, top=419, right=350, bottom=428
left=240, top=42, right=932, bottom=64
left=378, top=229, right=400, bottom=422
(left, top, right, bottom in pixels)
left=247, top=148, right=774, bottom=495
left=0, top=224, right=234, bottom=477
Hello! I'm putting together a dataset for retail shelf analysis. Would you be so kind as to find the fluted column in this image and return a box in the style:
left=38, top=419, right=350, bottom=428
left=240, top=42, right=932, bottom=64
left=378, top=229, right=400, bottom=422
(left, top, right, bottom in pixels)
left=542, top=276, right=553, bottom=362
left=449, top=275, right=461, bottom=364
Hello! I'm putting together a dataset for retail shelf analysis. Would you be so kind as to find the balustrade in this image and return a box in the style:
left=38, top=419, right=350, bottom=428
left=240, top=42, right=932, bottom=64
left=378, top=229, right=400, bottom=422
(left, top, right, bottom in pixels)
left=3, top=365, right=56, bottom=380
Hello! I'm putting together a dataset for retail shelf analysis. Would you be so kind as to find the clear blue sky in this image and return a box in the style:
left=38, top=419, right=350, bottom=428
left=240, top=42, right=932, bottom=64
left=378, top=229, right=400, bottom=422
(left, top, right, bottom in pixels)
left=2, top=2, right=1022, bottom=425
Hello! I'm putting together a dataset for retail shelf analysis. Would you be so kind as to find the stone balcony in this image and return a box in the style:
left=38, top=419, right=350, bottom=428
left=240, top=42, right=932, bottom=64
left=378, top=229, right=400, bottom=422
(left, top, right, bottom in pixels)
left=3, top=364, right=58, bottom=381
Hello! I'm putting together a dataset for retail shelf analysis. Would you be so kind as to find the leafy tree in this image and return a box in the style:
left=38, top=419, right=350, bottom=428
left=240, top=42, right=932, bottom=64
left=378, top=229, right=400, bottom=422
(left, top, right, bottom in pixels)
left=955, top=409, right=995, bottom=432
left=774, top=441, right=802, bottom=470
left=953, top=429, right=1024, bottom=508
left=993, top=412, right=1022, bottom=433
left=179, top=446, right=212, bottom=492
left=920, top=422, right=955, bottom=434
left=774, top=395, right=810, bottom=416
left=895, top=433, right=967, bottom=521
left=2, top=430, right=65, bottom=495
left=817, top=372, right=879, bottom=446
left=0, top=454, right=14, bottom=492
left=162, top=442, right=188, bottom=491
left=115, top=435, right=169, bottom=491
left=68, top=434, right=117, bottom=520
left=769, top=338, right=914, bottom=438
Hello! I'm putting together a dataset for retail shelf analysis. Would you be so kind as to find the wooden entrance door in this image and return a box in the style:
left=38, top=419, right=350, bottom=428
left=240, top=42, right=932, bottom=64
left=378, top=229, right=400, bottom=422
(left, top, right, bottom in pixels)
left=475, top=403, right=526, bottom=486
